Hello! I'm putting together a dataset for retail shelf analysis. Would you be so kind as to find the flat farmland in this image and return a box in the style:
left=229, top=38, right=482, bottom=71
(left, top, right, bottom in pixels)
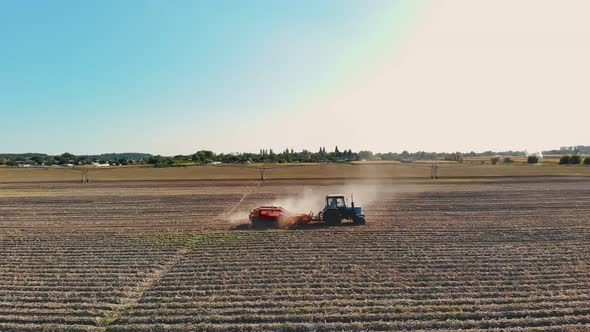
left=1, top=165, right=590, bottom=331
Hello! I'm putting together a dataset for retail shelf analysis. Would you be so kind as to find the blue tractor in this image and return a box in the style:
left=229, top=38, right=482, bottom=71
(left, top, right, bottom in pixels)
left=318, top=194, right=366, bottom=226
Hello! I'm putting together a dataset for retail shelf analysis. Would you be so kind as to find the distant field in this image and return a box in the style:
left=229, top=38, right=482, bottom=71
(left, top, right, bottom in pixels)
left=1, top=162, right=590, bottom=183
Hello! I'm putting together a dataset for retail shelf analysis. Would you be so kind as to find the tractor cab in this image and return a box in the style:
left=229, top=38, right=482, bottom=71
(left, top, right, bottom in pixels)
left=321, top=194, right=366, bottom=226
left=326, top=195, right=346, bottom=209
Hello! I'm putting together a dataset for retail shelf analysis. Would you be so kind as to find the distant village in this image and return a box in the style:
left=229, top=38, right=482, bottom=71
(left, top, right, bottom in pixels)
left=17, top=163, right=112, bottom=168
left=0, top=153, right=150, bottom=168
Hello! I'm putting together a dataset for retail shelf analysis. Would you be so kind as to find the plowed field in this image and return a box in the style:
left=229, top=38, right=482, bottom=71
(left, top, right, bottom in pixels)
left=1, top=170, right=589, bottom=331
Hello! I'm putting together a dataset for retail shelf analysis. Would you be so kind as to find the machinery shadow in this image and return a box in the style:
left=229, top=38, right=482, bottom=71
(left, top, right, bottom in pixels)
left=231, top=222, right=361, bottom=231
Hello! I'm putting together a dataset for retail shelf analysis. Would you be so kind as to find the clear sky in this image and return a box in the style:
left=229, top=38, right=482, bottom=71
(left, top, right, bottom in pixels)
left=1, top=0, right=589, bottom=155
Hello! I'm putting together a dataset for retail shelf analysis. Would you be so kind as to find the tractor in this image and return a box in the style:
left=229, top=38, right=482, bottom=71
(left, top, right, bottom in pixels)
left=318, top=194, right=366, bottom=225
left=247, top=194, right=366, bottom=229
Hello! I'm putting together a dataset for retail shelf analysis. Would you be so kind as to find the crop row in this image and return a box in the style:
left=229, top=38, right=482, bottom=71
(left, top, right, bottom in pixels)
left=0, top=234, right=186, bottom=329
left=106, top=315, right=590, bottom=332
left=96, top=229, right=590, bottom=330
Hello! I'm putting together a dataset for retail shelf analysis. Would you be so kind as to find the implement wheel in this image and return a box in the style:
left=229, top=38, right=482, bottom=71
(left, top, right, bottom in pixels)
left=288, top=219, right=304, bottom=230
left=248, top=217, right=259, bottom=229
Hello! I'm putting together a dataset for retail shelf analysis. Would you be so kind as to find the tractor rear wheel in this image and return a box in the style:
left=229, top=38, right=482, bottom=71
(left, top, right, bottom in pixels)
left=353, top=215, right=366, bottom=225
left=324, top=210, right=342, bottom=226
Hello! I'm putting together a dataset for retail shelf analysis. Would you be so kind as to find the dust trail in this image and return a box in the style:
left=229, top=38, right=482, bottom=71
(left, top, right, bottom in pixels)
left=222, top=181, right=262, bottom=222
left=225, top=169, right=400, bottom=225
left=235, top=179, right=391, bottom=222
left=270, top=182, right=384, bottom=212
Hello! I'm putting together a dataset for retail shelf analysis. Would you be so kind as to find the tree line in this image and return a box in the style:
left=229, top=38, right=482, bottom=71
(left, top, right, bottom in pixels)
left=0, top=153, right=151, bottom=167
left=2, top=147, right=589, bottom=167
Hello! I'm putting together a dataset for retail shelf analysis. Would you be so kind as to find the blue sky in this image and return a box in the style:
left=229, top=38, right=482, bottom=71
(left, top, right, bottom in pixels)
left=2, top=1, right=588, bottom=155
left=1, top=0, right=411, bottom=154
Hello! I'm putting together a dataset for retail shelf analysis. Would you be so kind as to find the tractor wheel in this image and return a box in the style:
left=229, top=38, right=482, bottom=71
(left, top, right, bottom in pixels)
left=353, top=215, right=366, bottom=225
left=324, top=210, right=342, bottom=226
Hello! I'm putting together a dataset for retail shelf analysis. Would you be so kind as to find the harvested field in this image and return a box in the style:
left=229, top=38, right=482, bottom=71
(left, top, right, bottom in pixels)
left=2, top=162, right=590, bottom=183
left=0, top=165, right=589, bottom=331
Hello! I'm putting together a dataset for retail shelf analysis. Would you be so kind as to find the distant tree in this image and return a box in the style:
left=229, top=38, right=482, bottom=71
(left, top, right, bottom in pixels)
left=481, top=151, right=495, bottom=157
left=60, top=152, right=75, bottom=160
left=0, top=158, right=6, bottom=165
left=559, top=155, right=570, bottom=165
left=191, top=153, right=201, bottom=163
left=503, top=157, right=513, bottom=163
left=31, top=156, right=44, bottom=165
left=358, top=151, right=373, bottom=161
left=527, top=155, right=539, bottom=164
left=490, top=157, right=500, bottom=165
left=78, top=156, right=91, bottom=165
left=147, top=155, right=162, bottom=165
left=570, top=155, right=582, bottom=164
left=195, top=150, right=215, bottom=163
left=346, top=149, right=353, bottom=159
left=584, top=157, right=590, bottom=165
left=162, top=157, right=174, bottom=167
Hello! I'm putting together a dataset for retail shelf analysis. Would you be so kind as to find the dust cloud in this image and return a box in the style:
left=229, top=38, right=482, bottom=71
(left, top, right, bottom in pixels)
left=224, top=181, right=387, bottom=225
left=269, top=182, right=385, bottom=215
left=226, top=161, right=401, bottom=225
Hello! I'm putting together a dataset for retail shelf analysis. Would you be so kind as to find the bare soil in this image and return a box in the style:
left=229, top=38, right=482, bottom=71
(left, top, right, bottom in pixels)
left=0, top=169, right=589, bottom=331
